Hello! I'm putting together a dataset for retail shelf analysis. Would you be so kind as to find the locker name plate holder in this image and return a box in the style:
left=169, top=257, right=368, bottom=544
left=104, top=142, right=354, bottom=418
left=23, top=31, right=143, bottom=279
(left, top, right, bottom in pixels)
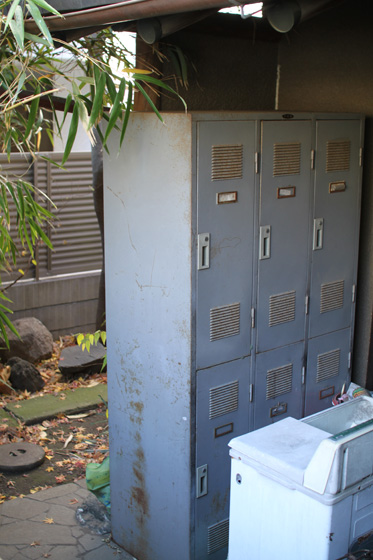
left=277, top=186, right=296, bottom=199
left=216, top=191, right=238, bottom=204
left=329, top=181, right=346, bottom=194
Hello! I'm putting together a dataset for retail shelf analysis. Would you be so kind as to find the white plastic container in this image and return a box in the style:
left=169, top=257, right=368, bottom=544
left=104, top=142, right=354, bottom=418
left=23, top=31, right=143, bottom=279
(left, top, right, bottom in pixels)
left=228, top=397, right=373, bottom=560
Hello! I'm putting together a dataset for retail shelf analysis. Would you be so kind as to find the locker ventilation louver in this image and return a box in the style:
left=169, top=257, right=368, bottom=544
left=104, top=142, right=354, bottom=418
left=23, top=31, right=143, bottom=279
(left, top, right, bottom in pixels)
left=326, top=140, right=351, bottom=172
left=207, top=518, right=229, bottom=555
left=269, top=291, right=296, bottom=327
left=210, top=302, right=240, bottom=341
left=317, top=349, right=340, bottom=383
left=266, top=363, right=293, bottom=400
left=211, top=145, right=243, bottom=181
left=320, top=280, right=344, bottom=314
left=209, top=381, right=239, bottom=420
left=273, top=142, right=301, bottom=176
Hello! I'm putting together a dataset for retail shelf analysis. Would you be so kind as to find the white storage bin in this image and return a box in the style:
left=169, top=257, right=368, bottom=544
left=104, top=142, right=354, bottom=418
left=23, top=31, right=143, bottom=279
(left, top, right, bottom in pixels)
left=228, top=397, right=373, bottom=560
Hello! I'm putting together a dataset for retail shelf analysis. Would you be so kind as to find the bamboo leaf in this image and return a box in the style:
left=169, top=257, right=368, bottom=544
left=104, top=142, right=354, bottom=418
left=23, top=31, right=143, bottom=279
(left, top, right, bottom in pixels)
left=26, top=1, right=54, bottom=45
left=88, top=71, right=106, bottom=129
left=105, top=73, right=117, bottom=104
left=24, top=31, right=51, bottom=47
left=122, top=67, right=152, bottom=74
left=62, top=103, right=79, bottom=165
left=61, top=93, right=72, bottom=129
left=135, top=74, right=187, bottom=110
left=104, top=77, right=126, bottom=143
left=119, top=82, right=132, bottom=147
left=135, top=81, right=163, bottom=122
left=29, top=0, right=60, bottom=16
left=4, top=0, right=21, bottom=31
left=9, top=5, right=24, bottom=49
left=24, top=88, right=40, bottom=139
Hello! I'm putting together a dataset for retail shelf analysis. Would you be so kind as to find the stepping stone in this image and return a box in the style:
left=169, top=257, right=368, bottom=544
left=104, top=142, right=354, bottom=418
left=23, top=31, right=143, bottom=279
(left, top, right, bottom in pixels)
left=59, top=344, right=106, bottom=377
left=0, top=442, right=45, bottom=472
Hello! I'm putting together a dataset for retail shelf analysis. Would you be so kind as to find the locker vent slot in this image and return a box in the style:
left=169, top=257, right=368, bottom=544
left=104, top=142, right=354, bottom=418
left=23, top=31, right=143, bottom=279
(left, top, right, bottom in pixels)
left=266, top=363, right=293, bottom=400
left=273, top=142, right=301, bottom=176
left=326, top=140, right=350, bottom=172
left=207, top=518, right=229, bottom=555
left=269, top=291, right=296, bottom=327
left=211, top=144, right=243, bottom=181
left=209, top=381, right=239, bottom=420
left=210, top=302, right=240, bottom=341
left=320, top=280, right=344, bottom=314
left=317, top=349, right=340, bottom=383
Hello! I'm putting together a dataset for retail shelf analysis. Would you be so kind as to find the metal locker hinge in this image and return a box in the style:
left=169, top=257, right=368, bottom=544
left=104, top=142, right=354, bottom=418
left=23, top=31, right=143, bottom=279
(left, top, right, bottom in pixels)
left=251, top=308, right=255, bottom=329
left=196, top=464, right=208, bottom=498
left=311, top=149, right=315, bottom=170
left=305, top=295, right=309, bottom=315
left=352, top=284, right=356, bottom=303
left=249, top=384, right=254, bottom=402
left=302, top=366, right=306, bottom=385
left=360, top=147, right=363, bottom=167
left=255, top=152, right=260, bottom=174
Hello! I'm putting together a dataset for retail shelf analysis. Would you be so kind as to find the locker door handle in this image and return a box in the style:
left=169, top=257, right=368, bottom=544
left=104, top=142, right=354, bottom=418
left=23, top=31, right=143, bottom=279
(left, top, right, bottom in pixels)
left=198, top=233, right=210, bottom=270
left=313, top=218, right=324, bottom=250
left=259, top=225, right=271, bottom=260
left=196, top=464, right=208, bottom=498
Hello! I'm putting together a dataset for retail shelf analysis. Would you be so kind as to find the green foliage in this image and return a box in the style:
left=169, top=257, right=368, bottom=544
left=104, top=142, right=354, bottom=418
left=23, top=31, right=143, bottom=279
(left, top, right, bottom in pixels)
left=77, top=330, right=107, bottom=371
left=0, top=0, right=186, bottom=347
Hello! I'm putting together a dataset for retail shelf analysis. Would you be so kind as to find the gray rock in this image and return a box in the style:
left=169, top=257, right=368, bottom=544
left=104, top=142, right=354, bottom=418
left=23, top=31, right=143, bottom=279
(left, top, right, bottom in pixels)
left=0, top=317, right=53, bottom=364
left=8, top=357, right=45, bottom=393
left=59, top=343, right=106, bottom=377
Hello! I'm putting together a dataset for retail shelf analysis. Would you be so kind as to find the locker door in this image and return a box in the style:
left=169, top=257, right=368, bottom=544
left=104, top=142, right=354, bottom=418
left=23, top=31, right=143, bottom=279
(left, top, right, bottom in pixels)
left=304, top=328, right=351, bottom=416
left=195, top=358, right=250, bottom=560
left=309, top=120, right=362, bottom=339
left=253, top=342, right=304, bottom=430
left=257, top=120, right=312, bottom=353
left=196, top=120, right=256, bottom=370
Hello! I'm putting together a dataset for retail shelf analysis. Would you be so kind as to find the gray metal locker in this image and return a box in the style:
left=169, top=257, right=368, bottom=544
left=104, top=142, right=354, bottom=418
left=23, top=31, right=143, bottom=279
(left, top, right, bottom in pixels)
left=256, top=120, right=312, bottom=353
left=104, top=111, right=363, bottom=560
left=253, top=342, right=304, bottom=430
left=305, top=328, right=352, bottom=416
left=195, top=357, right=250, bottom=559
left=196, top=120, right=256, bottom=370
left=308, top=119, right=362, bottom=339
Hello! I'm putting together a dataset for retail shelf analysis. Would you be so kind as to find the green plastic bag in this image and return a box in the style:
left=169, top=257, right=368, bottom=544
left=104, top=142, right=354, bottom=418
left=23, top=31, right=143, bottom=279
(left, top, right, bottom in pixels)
left=86, top=456, right=111, bottom=513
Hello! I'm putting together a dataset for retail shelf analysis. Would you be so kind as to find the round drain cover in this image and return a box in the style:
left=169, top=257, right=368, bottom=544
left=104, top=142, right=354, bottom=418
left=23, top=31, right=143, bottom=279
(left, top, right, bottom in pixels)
left=0, top=443, right=45, bottom=472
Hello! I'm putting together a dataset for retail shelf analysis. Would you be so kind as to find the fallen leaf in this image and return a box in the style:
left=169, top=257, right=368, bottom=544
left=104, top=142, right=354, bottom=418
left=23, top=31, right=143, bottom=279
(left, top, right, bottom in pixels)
left=0, top=494, right=6, bottom=504
left=30, top=541, right=40, bottom=546
left=45, top=466, right=54, bottom=472
left=63, top=434, right=73, bottom=448
left=7, top=480, right=15, bottom=488
left=55, top=475, right=66, bottom=484
left=66, top=413, right=89, bottom=419
left=43, top=518, right=54, bottom=524
left=69, top=498, right=79, bottom=504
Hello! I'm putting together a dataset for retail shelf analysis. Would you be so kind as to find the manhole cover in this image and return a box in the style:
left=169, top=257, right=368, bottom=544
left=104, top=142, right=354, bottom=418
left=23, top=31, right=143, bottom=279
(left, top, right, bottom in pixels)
left=0, top=443, right=45, bottom=472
